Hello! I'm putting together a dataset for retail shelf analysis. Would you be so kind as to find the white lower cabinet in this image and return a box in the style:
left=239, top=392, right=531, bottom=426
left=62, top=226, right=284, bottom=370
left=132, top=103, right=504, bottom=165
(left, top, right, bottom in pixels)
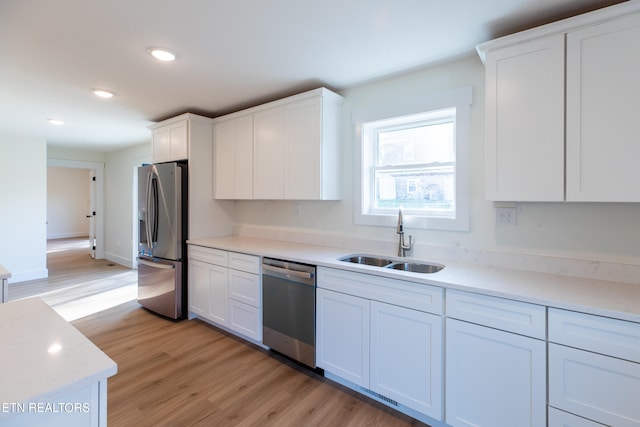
left=188, top=245, right=261, bottom=342
left=188, top=247, right=229, bottom=325
left=445, top=289, right=546, bottom=427
left=316, top=288, right=370, bottom=386
left=445, top=318, right=546, bottom=427
left=370, top=300, right=442, bottom=417
left=548, top=308, right=640, bottom=427
left=187, top=258, right=229, bottom=324
left=206, top=263, right=229, bottom=325
left=187, top=258, right=208, bottom=318
left=548, top=407, right=606, bottom=427
left=316, top=267, right=443, bottom=421
left=226, top=254, right=262, bottom=341
left=228, top=298, right=261, bottom=341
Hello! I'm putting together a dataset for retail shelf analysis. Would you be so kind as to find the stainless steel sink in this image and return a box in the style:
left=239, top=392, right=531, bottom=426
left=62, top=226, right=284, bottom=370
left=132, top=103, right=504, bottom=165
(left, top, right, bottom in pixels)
left=386, top=262, right=444, bottom=274
left=338, top=254, right=444, bottom=274
left=338, top=255, right=394, bottom=267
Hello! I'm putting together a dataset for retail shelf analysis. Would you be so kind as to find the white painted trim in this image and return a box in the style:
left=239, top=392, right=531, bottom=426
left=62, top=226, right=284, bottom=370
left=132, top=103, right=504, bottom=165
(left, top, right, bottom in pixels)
left=476, top=0, right=640, bottom=63
left=352, top=86, right=472, bottom=232
left=105, top=251, right=133, bottom=269
left=47, top=232, right=89, bottom=239
left=47, top=159, right=105, bottom=259
left=7, top=269, right=48, bottom=284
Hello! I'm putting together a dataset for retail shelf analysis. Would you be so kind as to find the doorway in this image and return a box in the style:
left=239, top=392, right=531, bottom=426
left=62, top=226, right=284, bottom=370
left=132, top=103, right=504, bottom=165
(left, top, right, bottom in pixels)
left=47, top=159, right=105, bottom=259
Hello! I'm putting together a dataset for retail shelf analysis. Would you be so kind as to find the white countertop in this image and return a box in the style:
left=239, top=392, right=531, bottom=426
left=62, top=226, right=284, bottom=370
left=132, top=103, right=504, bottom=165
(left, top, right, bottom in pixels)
left=189, top=236, right=640, bottom=323
left=0, top=298, right=117, bottom=419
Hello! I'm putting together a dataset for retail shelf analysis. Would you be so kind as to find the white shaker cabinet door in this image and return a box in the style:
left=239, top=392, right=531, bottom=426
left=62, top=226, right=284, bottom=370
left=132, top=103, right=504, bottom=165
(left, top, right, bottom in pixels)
left=283, top=96, right=322, bottom=199
left=213, top=115, right=253, bottom=199
left=228, top=299, right=261, bottom=342
left=566, top=12, right=640, bottom=202
left=445, top=318, right=546, bottom=427
left=316, top=288, right=370, bottom=388
left=187, top=259, right=208, bottom=318
left=370, top=301, right=442, bottom=420
left=253, top=106, right=285, bottom=199
left=152, top=120, right=188, bottom=163
left=549, top=343, right=640, bottom=427
left=206, top=263, right=229, bottom=327
left=548, top=407, right=607, bottom=427
left=484, top=33, right=565, bottom=201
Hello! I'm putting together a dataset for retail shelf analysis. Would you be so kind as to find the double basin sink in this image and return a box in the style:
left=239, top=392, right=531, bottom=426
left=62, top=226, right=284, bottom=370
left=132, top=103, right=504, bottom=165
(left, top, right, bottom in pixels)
left=338, top=255, right=444, bottom=274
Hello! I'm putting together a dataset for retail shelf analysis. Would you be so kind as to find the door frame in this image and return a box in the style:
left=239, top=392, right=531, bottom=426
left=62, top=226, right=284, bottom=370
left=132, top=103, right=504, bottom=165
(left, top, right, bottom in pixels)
left=48, top=159, right=105, bottom=259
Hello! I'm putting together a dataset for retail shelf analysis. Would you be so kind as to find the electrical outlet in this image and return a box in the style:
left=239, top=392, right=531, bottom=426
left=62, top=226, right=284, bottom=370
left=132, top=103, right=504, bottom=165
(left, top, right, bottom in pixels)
left=496, top=207, right=517, bottom=226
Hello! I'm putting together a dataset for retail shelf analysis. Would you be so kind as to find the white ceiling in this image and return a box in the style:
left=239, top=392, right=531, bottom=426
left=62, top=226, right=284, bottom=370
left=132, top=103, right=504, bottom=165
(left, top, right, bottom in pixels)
left=0, top=0, right=625, bottom=152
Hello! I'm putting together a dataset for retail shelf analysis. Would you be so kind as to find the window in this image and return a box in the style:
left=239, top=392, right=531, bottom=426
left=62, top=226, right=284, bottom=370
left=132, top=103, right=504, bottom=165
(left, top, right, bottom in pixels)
left=354, top=86, right=471, bottom=231
left=364, top=108, right=456, bottom=217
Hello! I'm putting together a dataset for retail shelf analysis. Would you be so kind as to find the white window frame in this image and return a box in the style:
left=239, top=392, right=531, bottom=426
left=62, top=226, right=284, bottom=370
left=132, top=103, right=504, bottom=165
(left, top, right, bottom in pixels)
left=353, top=86, right=472, bottom=231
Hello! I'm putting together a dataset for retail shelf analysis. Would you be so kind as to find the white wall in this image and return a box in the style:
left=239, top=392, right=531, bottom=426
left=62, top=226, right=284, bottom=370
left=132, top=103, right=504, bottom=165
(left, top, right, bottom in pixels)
left=104, top=143, right=151, bottom=268
left=234, top=55, right=640, bottom=267
left=0, top=134, right=47, bottom=282
left=47, top=167, right=90, bottom=239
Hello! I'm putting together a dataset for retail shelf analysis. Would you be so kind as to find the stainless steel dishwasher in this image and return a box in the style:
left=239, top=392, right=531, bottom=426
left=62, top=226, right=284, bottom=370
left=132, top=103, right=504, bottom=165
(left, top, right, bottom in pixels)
left=262, top=258, right=316, bottom=368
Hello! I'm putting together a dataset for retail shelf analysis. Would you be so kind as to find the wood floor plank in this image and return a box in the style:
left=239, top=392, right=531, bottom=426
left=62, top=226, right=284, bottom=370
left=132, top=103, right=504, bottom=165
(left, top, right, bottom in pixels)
left=72, top=301, right=429, bottom=426
left=8, top=238, right=137, bottom=321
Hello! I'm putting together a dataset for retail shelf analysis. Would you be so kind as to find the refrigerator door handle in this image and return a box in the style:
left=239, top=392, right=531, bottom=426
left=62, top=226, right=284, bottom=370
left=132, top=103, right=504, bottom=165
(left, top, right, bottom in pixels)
left=145, top=172, right=159, bottom=248
left=151, top=173, right=159, bottom=244
left=145, top=172, right=152, bottom=247
left=137, top=258, right=176, bottom=270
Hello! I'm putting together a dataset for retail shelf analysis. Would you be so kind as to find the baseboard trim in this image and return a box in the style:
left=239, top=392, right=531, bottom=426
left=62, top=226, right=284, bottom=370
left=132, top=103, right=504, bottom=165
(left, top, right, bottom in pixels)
left=47, top=232, right=89, bottom=240
left=105, top=252, right=133, bottom=269
left=8, top=269, right=48, bottom=284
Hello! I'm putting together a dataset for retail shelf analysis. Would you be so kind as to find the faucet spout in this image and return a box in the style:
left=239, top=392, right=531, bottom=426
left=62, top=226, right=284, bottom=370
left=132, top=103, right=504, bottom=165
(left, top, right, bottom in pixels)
left=396, top=208, right=413, bottom=257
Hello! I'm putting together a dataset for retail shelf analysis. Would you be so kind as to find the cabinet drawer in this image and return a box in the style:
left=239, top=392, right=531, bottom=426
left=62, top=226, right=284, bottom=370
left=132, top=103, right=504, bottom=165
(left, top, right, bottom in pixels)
left=548, top=407, right=606, bottom=427
left=188, top=246, right=228, bottom=266
left=549, top=343, right=640, bottom=427
left=317, top=267, right=443, bottom=315
left=446, top=289, right=546, bottom=339
left=228, top=252, right=260, bottom=274
left=228, top=299, right=262, bottom=342
left=549, top=308, right=640, bottom=363
left=229, top=269, right=260, bottom=307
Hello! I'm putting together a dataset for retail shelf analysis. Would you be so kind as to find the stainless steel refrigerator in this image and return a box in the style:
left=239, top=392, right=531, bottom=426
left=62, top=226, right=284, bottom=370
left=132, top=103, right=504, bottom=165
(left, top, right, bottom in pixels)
left=137, top=161, right=188, bottom=319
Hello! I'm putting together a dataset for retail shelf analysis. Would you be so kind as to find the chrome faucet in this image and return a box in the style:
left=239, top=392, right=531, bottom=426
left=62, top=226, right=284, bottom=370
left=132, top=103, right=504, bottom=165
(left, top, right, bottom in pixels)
left=397, top=208, right=413, bottom=257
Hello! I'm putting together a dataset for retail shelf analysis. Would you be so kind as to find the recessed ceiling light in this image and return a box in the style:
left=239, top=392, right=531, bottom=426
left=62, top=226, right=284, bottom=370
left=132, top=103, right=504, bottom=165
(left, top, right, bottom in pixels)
left=147, top=47, right=176, bottom=62
left=93, top=89, right=114, bottom=98
left=48, top=118, right=64, bottom=126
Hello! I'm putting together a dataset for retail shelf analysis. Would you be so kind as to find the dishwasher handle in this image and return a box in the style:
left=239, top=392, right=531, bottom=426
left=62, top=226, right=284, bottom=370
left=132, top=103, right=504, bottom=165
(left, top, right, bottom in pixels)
left=262, top=264, right=315, bottom=283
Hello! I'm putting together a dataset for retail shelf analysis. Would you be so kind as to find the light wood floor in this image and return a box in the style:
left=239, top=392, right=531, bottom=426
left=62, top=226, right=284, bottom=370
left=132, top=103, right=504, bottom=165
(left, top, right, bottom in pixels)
left=73, top=301, right=429, bottom=426
left=10, top=238, right=429, bottom=426
left=8, top=238, right=137, bottom=321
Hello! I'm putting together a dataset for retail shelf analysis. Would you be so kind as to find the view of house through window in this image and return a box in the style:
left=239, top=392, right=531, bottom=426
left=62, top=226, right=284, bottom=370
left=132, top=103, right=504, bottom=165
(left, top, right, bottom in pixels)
left=363, top=107, right=456, bottom=218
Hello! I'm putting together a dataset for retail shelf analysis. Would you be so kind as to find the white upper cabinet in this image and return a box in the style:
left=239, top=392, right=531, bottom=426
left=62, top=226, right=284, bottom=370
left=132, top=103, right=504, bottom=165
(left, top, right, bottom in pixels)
left=213, top=87, right=344, bottom=200
left=566, top=13, right=640, bottom=202
left=478, top=2, right=640, bottom=202
left=484, top=34, right=565, bottom=201
left=149, top=113, right=214, bottom=164
left=282, top=96, right=327, bottom=200
left=213, top=114, right=253, bottom=199
left=151, top=119, right=188, bottom=163
left=253, top=106, right=286, bottom=199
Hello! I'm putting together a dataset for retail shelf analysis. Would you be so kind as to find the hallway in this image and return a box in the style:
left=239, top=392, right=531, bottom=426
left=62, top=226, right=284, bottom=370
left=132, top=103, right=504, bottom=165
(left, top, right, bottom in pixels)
left=8, top=237, right=137, bottom=321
